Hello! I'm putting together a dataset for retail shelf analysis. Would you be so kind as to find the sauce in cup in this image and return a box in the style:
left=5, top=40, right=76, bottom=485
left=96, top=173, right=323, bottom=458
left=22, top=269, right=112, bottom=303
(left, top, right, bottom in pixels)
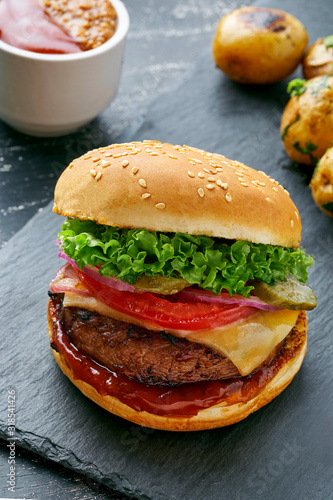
left=0, top=0, right=118, bottom=54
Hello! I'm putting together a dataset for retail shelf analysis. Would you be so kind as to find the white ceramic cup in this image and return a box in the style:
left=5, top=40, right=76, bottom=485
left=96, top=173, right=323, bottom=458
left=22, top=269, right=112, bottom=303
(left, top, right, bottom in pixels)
left=0, top=0, right=129, bottom=137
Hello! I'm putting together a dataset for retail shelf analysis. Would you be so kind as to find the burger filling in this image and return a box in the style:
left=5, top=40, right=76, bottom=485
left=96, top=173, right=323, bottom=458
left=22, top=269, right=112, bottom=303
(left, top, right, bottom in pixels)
left=49, top=219, right=315, bottom=388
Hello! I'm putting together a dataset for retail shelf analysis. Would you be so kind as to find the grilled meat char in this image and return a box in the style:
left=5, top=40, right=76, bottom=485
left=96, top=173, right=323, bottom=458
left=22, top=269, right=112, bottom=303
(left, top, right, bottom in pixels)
left=57, top=294, right=279, bottom=386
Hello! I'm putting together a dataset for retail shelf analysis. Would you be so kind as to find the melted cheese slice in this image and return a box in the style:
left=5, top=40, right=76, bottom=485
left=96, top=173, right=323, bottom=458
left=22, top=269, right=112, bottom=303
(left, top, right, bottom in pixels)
left=185, top=309, right=299, bottom=376
left=63, top=293, right=299, bottom=376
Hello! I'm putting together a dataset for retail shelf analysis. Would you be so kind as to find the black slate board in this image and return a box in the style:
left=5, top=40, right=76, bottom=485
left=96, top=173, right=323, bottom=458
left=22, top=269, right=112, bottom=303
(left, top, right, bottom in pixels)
left=1, top=0, right=333, bottom=498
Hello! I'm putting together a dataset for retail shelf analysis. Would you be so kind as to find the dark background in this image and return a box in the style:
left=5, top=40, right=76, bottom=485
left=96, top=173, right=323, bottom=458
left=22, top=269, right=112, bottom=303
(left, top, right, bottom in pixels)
left=1, top=1, right=332, bottom=499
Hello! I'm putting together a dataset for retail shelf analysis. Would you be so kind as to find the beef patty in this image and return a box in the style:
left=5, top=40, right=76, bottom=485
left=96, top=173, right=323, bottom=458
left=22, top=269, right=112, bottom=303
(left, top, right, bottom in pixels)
left=56, top=294, right=280, bottom=386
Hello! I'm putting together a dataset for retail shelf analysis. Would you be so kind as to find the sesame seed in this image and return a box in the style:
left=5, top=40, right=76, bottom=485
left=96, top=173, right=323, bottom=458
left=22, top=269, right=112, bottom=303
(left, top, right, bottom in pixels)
left=101, top=160, right=111, bottom=168
left=90, top=169, right=96, bottom=177
left=225, top=193, right=232, bottom=202
left=198, top=188, right=205, bottom=197
left=291, top=220, right=294, bottom=228
left=258, top=181, right=266, bottom=187
left=99, top=150, right=106, bottom=154
left=145, top=148, right=152, bottom=153
left=104, top=153, right=113, bottom=157
left=236, top=172, right=244, bottom=177
left=69, top=162, right=74, bottom=169
left=189, top=160, right=196, bottom=165
left=203, top=167, right=211, bottom=173
left=149, top=152, right=159, bottom=156
left=251, top=180, right=260, bottom=187
left=216, top=167, right=223, bottom=172
left=95, top=172, right=102, bottom=181
left=92, top=157, right=100, bottom=162
left=198, top=172, right=205, bottom=179
left=169, top=155, right=178, bottom=159
left=220, top=182, right=228, bottom=190
left=272, top=187, right=278, bottom=192
left=129, top=151, right=138, bottom=155
left=84, top=155, right=91, bottom=160
left=206, top=184, right=215, bottom=190
left=265, top=197, right=271, bottom=202
left=284, top=189, right=290, bottom=196
left=216, top=179, right=223, bottom=187
left=187, top=171, right=195, bottom=178
left=122, top=160, right=129, bottom=168
left=142, top=193, right=151, bottom=199
left=155, top=203, right=166, bottom=210
left=240, top=182, right=249, bottom=187
left=132, top=166, right=139, bottom=175
left=207, top=177, right=216, bottom=182
left=139, top=179, right=147, bottom=188
left=113, top=154, right=122, bottom=158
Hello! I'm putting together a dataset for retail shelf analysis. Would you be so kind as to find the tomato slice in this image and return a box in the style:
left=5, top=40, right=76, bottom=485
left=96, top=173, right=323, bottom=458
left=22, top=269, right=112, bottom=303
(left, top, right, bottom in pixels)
left=73, top=268, right=257, bottom=332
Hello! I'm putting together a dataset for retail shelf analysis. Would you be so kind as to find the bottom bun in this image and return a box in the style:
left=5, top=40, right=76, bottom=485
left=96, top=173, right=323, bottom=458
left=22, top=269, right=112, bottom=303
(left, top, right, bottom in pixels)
left=47, top=303, right=307, bottom=431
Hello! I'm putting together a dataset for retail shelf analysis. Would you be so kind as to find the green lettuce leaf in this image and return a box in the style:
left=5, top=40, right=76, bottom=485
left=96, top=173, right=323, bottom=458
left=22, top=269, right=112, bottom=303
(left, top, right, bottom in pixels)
left=58, top=219, right=314, bottom=297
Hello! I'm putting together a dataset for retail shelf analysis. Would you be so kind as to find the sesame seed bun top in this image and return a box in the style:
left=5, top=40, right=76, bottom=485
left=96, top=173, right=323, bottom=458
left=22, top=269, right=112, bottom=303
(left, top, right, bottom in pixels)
left=53, top=140, right=301, bottom=248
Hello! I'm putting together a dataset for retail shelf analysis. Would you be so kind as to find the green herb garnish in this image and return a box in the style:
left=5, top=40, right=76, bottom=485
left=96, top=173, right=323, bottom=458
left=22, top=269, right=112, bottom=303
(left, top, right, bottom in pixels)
left=293, top=141, right=318, bottom=164
left=287, top=76, right=331, bottom=99
left=287, top=79, right=306, bottom=97
left=58, top=219, right=314, bottom=297
left=324, top=35, right=333, bottom=49
left=281, top=114, right=300, bottom=140
left=307, top=75, right=330, bottom=97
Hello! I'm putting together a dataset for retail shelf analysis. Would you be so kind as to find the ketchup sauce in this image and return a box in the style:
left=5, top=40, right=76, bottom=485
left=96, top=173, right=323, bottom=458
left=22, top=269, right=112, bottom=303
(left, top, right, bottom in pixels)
left=0, top=0, right=82, bottom=54
left=48, top=297, right=302, bottom=418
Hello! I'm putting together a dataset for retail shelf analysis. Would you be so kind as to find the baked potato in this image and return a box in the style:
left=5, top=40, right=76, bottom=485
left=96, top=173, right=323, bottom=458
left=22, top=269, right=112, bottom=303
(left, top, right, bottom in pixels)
left=280, top=76, right=333, bottom=165
left=303, top=35, right=333, bottom=79
left=310, top=147, right=333, bottom=217
left=212, top=7, right=308, bottom=84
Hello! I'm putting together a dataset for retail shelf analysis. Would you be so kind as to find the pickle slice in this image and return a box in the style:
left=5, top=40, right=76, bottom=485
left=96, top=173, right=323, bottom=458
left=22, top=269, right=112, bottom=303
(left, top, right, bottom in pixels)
left=251, top=273, right=317, bottom=310
left=134, top=274, right=190, bottom=295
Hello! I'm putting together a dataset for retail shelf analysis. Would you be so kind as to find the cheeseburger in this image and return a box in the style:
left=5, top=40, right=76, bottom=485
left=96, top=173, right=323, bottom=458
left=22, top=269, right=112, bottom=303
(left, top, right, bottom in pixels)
left=48, top=140, right=316, bottom=431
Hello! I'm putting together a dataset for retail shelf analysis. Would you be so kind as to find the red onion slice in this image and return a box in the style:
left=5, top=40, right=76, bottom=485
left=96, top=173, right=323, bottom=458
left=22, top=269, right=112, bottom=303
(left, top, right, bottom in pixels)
left=176, top=288, right=282, bottom=311
left=57, top=250, right=137, bottom=292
